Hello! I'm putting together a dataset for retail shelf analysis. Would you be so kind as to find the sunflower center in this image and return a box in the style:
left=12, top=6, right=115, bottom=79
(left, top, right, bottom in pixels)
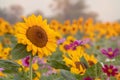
left=26, top=26, right=48, bottom=48
left=75, top=62, right=87, bottom=70
left=55, top=36, right=60, bottom=40
left=0, top=56, right=2, bottom=59
left=63, top=28, right=66, bottom=32
left=88, top=61, right=95, bottom=66
left=72, top=28, right=75, bottom=31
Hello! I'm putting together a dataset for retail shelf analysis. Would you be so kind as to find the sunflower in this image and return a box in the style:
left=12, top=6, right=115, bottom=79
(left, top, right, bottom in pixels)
left=70, top=24, right=78, bottom=35
left=59, top=41, right=70, bottom=53
left=0, top=72, right=6, bottom=77
left=15, top=15, right=57, bottom=57
left=0, top=43, right=11, bottom=59
left=64, top=20, right=70, bottom=26
left=83, top=53, right=98, bottom=66
left=54, top=31, right=62, bottom=41
left=59, top=36, right=76, bottom=53
left=49, top=20, right=59, bottom=31
left=0, top=19, right=14, bottom=35
left=63, top=47, right=86, bottom=75
left=60, top=26, right=69, bottom=35
left=72, top=19, right=77, bottom=24
left=66, top=36, right=76, bottom=43
left=77, top=17, right=83, bottom=25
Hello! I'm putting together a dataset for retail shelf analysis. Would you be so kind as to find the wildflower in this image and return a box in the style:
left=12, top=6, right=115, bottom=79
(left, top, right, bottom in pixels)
left=57, top=38, right=65, bottom=45
left=63, top=38, right=90, bottom=51
left=0, top=68, right=4, bottom=71
left=83, top=76, right=93, bottom=80
left=64, top=44, right=71, bottom=50
left=22, top=56, right=30, bottom=67
left=43, top=70, right=57, bottom=76
left=102, top=64, right=118, bottom=77
left=0, top=68, right=5, bottom=77
left=101, top=48, right=119, bottom=59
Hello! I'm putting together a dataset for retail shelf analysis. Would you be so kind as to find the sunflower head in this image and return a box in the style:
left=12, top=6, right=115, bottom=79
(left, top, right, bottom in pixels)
left=26, top=25, right=48, bottom=48
left=15, top=14, right=57, bottom=57
left=70, top=24, right=78, bottom=35
left=84, top=53, right=98, bottom=66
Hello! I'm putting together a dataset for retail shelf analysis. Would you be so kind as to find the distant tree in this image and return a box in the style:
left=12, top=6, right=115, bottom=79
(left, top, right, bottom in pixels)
left=0, top=5, right=23, bottom=24
left=117, top=19, right=120, bottom=23
left=28, top=10, right=44, bottom=17
left=48, top=0, right=98, bottom=22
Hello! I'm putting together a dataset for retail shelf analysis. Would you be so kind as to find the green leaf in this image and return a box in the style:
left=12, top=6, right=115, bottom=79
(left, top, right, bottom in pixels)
left=47, top=59, right=70, bottom=70
left=48, top=47, right=63, bottom=60
left=60, top=70, right=76, bottom=80
left=80, top=57, right=89, bottom=68
left=83, top=62, right=102, bottom=77
left=0, top=59, right=21, bottom=73
left=11, top=44, right=31, bottom=60
left=47, top=48, right=70, bottom=70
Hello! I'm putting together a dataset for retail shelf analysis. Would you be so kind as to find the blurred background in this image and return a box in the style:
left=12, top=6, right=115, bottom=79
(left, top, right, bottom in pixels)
left=0, top=0, right=120, bottom=24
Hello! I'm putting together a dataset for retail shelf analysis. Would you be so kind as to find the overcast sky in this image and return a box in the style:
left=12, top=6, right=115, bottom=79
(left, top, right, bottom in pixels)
left=0, top=0, right=120, bottom=22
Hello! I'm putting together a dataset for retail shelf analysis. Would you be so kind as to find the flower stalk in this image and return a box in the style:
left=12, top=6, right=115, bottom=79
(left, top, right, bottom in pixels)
left=30, top=54, right=33, bottom=80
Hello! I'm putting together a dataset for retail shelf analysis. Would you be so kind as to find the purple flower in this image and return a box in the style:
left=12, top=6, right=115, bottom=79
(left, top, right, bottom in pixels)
left=38, top=58, right=45, bottom=65
left=0, top=68, right=4, bottom=71
left=83, top=76, right=93, bottom=80
left=43, top=70, right=57, bottom=76
left=73, top=40, right=79, bottom=46
left=63, top=38, right=90, bottom=51
left=101, top=48, right=119, bottom=59
left=57, top=38, right=65, bottom=45
left=72, top=46, right=77, bottom=50
left=64, top=44, right=71, bottom=50
left=72, top=38, right=90, bottom=46
left=107, top=77, right=110, bottom=80
left=22, top=56, right=30, bottom=67
left=102, top=64, right=118, bottom=77
left=69, top=42, right=77, bottom=50
left=80, top=38, right=90, bottom=45
left=117, top=41, right=120, bottom=47
left=111, top=37, right=116, bottom=41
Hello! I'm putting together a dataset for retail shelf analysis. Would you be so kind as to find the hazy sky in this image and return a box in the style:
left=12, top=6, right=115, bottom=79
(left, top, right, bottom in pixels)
left=0, top=0, right=120, bottom=22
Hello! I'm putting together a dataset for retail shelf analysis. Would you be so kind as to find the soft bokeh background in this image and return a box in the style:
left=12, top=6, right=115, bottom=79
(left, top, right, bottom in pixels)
left=0, top=0, right=120, bottom=24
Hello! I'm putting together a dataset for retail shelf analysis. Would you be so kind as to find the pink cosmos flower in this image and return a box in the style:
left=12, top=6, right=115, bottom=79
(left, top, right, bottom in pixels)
left=101, top=48, right=119, bottom=59
left=83, top=76, right=93, bottom=80
left=22, top=56, right=30, bottom=67
left=64, top=38, right=90, bottom=50
left=57, top=38, right=65, bottom=45
left=0, top=68, right=4, bottom=71
left=102, top=64, right=118, bottom=77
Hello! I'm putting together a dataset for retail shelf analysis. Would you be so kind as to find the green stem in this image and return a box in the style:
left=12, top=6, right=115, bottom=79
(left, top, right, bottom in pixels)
left=30, top=54, right=33, bottom=80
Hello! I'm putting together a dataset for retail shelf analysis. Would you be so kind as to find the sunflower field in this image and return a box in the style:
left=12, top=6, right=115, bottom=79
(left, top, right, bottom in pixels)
left=0, top=14, right=120, bottom=80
